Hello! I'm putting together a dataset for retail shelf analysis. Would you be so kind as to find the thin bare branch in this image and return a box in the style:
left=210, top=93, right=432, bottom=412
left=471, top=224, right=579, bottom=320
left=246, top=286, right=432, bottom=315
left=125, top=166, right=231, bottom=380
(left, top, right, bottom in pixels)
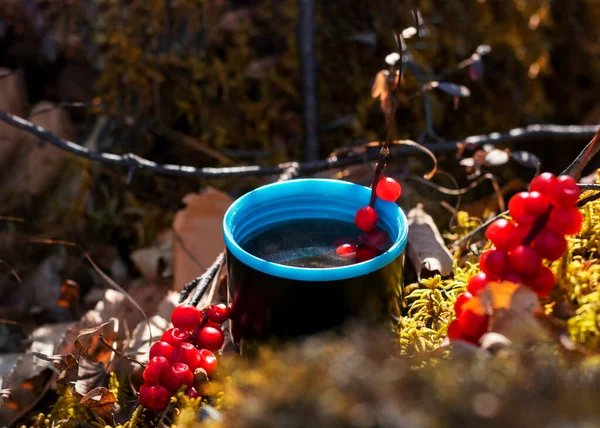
left=562, top=127, right=600, bottom=180
left=0, top=107, right=595, bottom=179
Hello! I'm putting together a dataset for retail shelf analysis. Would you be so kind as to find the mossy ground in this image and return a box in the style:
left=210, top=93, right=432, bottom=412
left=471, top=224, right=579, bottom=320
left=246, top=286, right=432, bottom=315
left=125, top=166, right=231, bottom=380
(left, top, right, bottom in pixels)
left=27, top=187, right=600, bottom=428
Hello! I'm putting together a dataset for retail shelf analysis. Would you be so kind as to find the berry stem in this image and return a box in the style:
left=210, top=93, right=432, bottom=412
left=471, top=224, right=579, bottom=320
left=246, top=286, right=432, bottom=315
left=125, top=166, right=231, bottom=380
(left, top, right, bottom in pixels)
left=369, top=33, right=404, bottom=208
left=189, top=314, right=209, bottom=347
left=521, top=206, right=553, bottom=247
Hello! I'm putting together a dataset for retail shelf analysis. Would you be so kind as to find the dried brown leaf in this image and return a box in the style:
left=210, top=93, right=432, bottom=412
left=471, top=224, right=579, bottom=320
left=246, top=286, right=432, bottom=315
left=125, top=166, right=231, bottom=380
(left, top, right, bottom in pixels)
left=74, top=320, right=117, bottom=359
left=371, top=70, right=391, bottom=116
left=130, top=231, right=173, bottom=282
left=173, top=188, right=233, bottom=289
left=72, top=358, right=109, bottom=396
left=79, top=386, right=116, bottom=419
left=56, top=280, right=80, bottom=310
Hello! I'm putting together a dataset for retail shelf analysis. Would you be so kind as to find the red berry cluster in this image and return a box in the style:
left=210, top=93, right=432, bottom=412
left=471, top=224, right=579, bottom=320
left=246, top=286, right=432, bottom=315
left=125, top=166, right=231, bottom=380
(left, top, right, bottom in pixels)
left=336, top=177, right=401, bottom=263
left=449, top=173, right=582, bottom=345
left=138, top=303, right=229, bottom=411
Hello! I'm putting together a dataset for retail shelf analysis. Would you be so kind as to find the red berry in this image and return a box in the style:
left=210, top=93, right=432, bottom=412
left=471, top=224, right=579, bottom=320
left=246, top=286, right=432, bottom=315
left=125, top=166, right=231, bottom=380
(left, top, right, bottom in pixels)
left=485, top=218, right=520, bottom=252
left=355, top=247, right=378, bottom=263
left=524, top=191, right=550, bottom=217
left=185, top=387, right=201, bottom=399
left=467, top=272, right=489, bottom=295
left=514, top=222, right=532, bottom=242
left=332, top=237, right=357, bottom=248
left=480, top=249, right=509, bottom=277
left=376, top=177, right=402, bottom=202
left=206, top=320, right=222, bottom=329
left=161, top=363, right=194, bottom=393
left=336, top=244, right=356, bottom=257
left=524, top=266, right=556, bottom=297
left=172, top=342, right=202, bottom=371
left=530, top=172, right=556, bottom=196
left=551, top=175, right=580, bottom=207
left=503, top=271, right=523, bottom=284
left=532, top=229, right=568, bottom=261
left=454, top=292, right=473, bottom=318
left=161, top=328, right=192, bottom=347
left=143, top=356, right=170, bottom=384
left=139, top=384, right=171, bottom=411
left=509, top=245, right=542, bottom=274
left=206, top=303, right=230, bottom=324
left=199, top=349, right=218, bottom=377
left=447, top=320, right=479, bottom=345
left=547, top=206, right=583, bottom=236
left=457, top=310, right=489, bottom=340
left=447, top=320, right=464, bottom=341
left=171, top=304, right=202, bottom=330
left=357, top=229, right=391, bottom=253
left=508, top=192, right=537, bottom=224
left=149, top=341, right=174, bottom=361
left=195, top=326, right=225, bottom=352
left=139, top=384, right=150, bottom=405
left=354, top=206, right=378, bottom=232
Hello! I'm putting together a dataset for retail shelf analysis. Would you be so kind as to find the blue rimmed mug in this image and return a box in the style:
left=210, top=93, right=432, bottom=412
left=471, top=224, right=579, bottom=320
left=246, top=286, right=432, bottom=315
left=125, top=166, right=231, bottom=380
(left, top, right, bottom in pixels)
left=223, top=179, right=408, bottom=343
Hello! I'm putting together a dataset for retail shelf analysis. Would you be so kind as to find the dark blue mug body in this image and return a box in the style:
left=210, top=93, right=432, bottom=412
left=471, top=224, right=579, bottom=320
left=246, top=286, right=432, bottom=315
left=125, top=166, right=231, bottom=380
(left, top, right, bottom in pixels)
left=223, top=179, right=408, bottom=342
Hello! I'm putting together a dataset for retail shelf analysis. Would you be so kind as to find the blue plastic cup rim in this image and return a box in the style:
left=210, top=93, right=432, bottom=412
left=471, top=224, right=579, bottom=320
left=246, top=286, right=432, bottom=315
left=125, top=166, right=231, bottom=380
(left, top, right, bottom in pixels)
left=223, top=178, right=408, bottom=282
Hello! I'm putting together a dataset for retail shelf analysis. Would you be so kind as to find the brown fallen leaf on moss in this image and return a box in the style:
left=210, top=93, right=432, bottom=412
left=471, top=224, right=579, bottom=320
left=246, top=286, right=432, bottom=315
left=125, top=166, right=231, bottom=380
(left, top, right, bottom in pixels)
left=173, top=188, right=233, bottom=290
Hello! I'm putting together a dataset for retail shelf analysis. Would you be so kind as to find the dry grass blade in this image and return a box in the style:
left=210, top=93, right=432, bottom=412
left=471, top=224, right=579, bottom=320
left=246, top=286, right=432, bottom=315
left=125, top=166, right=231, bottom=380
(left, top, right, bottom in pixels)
left=332, top=139, right=438, bottom=180
left=411, top=172, right=505, bottom=211
left=0, top=216, right=25, bottom=222
left=28, top=238, right=154, bottom=345
left=98, top=334, right=145, bottom=369
left=75, top=320, right=117, bottom=358
left=0, top=259, right=21, bottom=283
left=387, top=140, right=437, bottom=180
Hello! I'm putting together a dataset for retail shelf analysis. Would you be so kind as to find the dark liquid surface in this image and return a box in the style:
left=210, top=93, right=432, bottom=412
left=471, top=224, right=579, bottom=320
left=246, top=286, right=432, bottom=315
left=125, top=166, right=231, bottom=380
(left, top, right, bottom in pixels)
left=242, top=218, right=390, bottom=268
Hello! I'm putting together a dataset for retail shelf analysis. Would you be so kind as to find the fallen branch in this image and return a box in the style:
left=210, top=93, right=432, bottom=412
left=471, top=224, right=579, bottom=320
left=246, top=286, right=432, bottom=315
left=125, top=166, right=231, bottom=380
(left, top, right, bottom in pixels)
left=179, top=252, right=224, bottom=304
left=407, top=204, right=454, bottom=278
left=0, top=108, right=596, bottom=179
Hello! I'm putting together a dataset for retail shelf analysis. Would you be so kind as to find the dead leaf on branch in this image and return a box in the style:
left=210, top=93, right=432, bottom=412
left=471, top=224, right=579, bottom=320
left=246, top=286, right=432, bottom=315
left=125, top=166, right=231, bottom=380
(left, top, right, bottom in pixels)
left=371, top=70, right=391, bottom=116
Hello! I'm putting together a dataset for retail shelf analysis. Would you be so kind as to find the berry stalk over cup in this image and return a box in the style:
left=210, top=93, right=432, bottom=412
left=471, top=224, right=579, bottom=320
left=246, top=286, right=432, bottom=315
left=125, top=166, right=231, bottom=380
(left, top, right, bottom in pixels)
left=449, top=172, right=583, bottom=345
left=342, top=39, right=404, bottom=263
